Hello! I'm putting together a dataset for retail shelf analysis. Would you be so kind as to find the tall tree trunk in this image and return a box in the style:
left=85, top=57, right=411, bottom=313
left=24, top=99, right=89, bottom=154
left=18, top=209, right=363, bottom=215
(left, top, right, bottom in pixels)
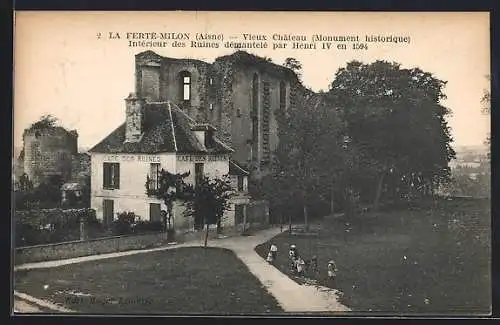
left=204, top=222, right=209, bottom=247
left=280, top=209, right=283, bottom=232
left=216, top=219, right=221, bottom=235
left=303, top=204, right=309, bottom=231
left=345, top=186, right=352, bottom=218
left=373, top=173, right=386, bottom=211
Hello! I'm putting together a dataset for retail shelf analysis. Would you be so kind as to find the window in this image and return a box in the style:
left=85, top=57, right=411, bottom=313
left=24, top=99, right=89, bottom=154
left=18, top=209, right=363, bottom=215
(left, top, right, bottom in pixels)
left=209, top=78, right=214, bottom=85
left=149, top=163, right=160, bottom=190
left=195, top=163, right=204, bottom=187
left=149, top=203, right=161, bottom=222
left=209, top=103, right=214, bottom=110
left=237, top=176, right=244, bottom=192
left=103, top=162, right=120, bottom=189
left=180, top=72, right=191, bottom=101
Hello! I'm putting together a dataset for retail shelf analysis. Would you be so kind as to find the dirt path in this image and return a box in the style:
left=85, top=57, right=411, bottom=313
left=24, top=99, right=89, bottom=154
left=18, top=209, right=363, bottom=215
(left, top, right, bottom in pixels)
left=14, top=227, right=350, bottom=313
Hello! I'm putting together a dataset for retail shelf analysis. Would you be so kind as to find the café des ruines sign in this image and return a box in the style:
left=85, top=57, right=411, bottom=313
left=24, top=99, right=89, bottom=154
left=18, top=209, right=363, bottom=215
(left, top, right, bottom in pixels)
left=177, top=154, right=229, bottom=162
left=103, top=154, right=229, bottom=163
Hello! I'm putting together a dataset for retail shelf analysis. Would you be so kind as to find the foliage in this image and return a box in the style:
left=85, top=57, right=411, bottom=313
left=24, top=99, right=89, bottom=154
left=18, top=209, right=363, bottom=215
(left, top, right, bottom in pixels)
left=15, top=174, right=65, bottom=210
left=109, top=212, right=165, bottom=236
left=28, top=115, right=59, bottom=131
left=480, top=75, right=490, bottom=159
left=283, top=57, right=303, bottom=79
left=112, top=212, right=138, bottom=235
left=145, top=169, right=192, bottom=230
left=267, top=92, right=345, bottom=223
left=14, top=208, right=99, bottom=247
left=328, top=60, right=455, bottom=208
left=183, top=175, right=234, bottom=234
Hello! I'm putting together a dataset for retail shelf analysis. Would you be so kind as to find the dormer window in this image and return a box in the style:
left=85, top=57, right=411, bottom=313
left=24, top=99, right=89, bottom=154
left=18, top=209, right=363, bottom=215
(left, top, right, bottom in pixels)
left=180, top=71, right=191, bottom=101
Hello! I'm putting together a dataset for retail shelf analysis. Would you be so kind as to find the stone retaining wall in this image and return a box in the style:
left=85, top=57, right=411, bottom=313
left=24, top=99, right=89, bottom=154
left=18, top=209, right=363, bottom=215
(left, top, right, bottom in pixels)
left=14, top=232, right=171, bottom=265
left=14, top=225, right=260, bottom=265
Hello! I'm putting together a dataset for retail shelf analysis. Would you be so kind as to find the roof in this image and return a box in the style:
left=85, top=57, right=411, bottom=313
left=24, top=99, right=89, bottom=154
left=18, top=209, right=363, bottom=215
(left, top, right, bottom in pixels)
left=89, top=101, right=233, bottom=155
left=229, top=160, right=249, bottom=176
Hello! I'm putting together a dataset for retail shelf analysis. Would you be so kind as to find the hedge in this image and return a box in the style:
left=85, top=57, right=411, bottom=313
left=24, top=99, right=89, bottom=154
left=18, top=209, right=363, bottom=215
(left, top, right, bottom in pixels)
left=15, top=209, right=165, bottom=247
left=14, top=208, right=104, bottom=247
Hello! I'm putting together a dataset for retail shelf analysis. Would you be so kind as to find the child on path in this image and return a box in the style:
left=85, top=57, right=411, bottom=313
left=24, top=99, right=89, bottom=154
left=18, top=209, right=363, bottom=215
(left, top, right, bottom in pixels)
left=270, top=243, right=278, bottom=260
left=327, top=260, right=338, bottom=287
left=266, top=251, right=274, bottom=263
left=296, top=257, right=306, bottom=276
left=289, top=244, right=298, bottom=271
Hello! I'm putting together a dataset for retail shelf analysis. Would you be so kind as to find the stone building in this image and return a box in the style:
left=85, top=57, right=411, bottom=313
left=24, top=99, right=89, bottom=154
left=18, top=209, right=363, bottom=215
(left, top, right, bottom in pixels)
left=88, top=99, right=250, bottom=230
left=21, top=126, right=78, bottom=187
left=134, top=50, right=313, bottom=192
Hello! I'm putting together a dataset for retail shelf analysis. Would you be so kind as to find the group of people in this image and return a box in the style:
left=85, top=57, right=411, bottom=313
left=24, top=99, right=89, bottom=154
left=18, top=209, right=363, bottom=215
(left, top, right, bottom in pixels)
left=266, top=243, right=338, bottom=286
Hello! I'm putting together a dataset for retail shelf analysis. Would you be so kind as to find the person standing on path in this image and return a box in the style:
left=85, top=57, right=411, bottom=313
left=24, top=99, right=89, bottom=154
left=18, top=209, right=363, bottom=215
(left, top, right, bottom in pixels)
left=270, top=243, right=278, bottom=260
left=327, top=260, right=338, bottom=287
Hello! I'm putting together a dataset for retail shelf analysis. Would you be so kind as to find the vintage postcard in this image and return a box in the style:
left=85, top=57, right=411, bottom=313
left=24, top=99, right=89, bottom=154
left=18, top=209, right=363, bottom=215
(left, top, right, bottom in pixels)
left=12, top=11, right=491, bottom=316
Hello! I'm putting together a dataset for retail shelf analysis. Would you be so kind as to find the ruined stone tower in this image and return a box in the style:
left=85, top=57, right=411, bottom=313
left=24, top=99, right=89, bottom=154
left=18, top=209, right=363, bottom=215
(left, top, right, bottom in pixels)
left=22, top=126, right=78, bottom=187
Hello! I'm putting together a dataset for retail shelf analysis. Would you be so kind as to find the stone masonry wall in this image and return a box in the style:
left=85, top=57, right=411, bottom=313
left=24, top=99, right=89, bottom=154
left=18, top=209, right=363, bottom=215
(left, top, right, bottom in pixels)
left=23, top=128, right=78, bottom=187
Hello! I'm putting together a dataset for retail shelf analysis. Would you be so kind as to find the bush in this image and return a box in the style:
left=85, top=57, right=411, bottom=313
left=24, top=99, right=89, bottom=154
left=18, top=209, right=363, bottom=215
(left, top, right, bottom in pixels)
left=133, top=220, right=164, bottom=233
left=112, top=212, right=138, bottom=236
left=15, top=208, right=97, bottom=247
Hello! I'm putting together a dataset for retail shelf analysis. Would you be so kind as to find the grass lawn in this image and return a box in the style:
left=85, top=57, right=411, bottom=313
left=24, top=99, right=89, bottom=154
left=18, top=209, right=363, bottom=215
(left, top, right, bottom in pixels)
left=255, top=198, right=491, bottom=315
left=14, top=247, right=283, bottom=314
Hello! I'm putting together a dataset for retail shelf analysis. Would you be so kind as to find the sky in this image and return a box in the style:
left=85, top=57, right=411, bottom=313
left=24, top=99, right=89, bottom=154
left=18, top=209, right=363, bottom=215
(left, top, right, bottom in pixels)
left=14, top=11, right=490, bottom=150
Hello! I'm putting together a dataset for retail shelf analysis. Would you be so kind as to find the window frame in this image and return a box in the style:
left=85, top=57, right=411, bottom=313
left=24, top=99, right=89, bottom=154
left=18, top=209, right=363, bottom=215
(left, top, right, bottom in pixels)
left=149, top=163, right=161, bottom=191
left=180, top=72, right=191, bottom=102
left=103, top=162, right=120, bottom=190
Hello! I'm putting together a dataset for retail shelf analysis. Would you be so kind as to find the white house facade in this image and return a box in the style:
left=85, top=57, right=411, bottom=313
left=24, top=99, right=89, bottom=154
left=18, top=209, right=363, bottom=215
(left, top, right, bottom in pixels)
left=89, top=95, right=249, bottom=231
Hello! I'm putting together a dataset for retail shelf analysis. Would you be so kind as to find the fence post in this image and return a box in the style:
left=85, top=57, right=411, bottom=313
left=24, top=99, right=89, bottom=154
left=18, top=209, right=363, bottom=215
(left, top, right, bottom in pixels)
left=79, top=216, right=88, bottom=241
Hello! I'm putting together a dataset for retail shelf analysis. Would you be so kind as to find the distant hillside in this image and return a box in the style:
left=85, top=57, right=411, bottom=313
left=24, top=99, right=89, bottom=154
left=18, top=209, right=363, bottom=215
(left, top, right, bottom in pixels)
left=454, top=144, right=488, bottom=155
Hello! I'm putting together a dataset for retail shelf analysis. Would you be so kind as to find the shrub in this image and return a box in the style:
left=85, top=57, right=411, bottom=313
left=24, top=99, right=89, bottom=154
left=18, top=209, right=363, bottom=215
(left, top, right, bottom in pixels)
left=133, top=220, right=164, bottom=233
left=14, top=208, right=97, bottom=247
left=112, top=212, right=139, bottom=236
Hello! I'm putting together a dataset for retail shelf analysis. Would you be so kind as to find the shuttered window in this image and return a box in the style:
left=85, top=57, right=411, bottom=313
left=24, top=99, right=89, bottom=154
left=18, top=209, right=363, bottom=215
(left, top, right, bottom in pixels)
left=103, top=163, right=120, bottom=189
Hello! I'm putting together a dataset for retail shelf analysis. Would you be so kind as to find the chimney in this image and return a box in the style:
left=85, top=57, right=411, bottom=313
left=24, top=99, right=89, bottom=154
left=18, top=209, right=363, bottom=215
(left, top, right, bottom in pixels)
left=125, top=93, right=146, bottom=143
left=191, top=123, right=217, bottom=149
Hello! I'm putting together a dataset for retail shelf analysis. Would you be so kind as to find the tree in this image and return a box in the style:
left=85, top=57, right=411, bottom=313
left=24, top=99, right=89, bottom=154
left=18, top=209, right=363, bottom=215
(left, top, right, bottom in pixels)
left=481, top=75, right=491, bottom=160
left=283, top=57, right=303, bottom=80
left=329, top=60, right=455, bottom=210
left=183, top=175, right=233, bottom=247
left=270, top=93, right=345, bottom=230
left=145, top=169, right=192, bottom=239
left=29, top=115, right=59, bottom=131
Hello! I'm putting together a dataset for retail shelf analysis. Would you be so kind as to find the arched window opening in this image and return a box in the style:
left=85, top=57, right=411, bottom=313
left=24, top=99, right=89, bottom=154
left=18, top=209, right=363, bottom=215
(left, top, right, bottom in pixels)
left=251, top=74, right=259, bottom=161
left=279, top=81, right=287, bottom=111
left=180, top=71, right=191, bottom=101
